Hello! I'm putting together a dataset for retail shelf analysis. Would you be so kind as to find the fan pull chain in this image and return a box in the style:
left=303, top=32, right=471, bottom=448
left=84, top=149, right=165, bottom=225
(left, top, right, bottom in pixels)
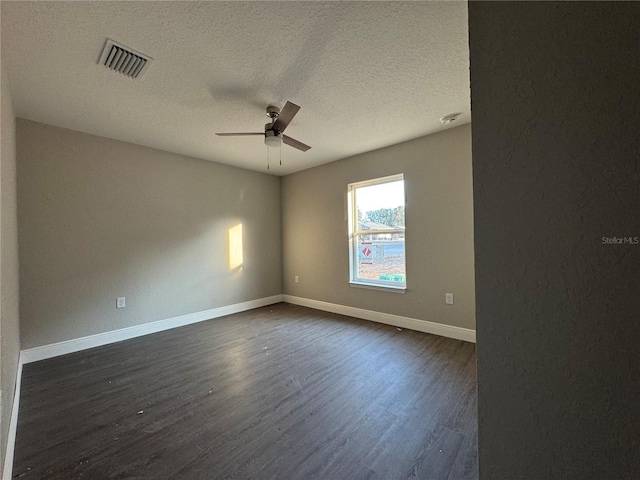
left=267, top=146, right=270, bottom=170
left=279, top=145, right=282, bottom=166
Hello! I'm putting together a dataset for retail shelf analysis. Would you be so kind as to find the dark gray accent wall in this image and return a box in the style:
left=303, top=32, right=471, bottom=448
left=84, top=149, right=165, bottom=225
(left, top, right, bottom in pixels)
left=1, top=60, right=21, bottom=476
left=469, top=2, right=640, bottom=479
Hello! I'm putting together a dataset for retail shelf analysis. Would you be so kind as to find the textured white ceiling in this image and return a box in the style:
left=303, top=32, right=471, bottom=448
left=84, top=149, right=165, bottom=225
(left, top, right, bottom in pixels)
left=1, top=1, right=470, bottom=176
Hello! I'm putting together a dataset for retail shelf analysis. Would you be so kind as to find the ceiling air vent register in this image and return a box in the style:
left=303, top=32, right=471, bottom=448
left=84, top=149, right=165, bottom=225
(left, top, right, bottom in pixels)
left=98, top=39, right=153, bottom=79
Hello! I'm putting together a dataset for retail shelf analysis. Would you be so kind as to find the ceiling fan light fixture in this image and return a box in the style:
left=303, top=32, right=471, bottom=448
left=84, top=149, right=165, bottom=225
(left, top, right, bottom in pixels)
left=264, top=131, right=282, bottom=148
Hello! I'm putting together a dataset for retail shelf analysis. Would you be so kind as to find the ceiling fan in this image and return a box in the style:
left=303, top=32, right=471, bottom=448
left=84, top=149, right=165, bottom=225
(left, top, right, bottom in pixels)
left=216, top=101, right=311, bottom=152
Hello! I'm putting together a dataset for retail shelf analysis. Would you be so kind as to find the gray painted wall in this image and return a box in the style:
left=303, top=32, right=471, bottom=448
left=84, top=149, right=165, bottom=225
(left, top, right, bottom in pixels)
left=1, top=63, right=21, bottom=473
left=17, top=120, right=282, bottom=349
left=282, top=124, right=475, bottom=330
left=469, top=3, right=640, bottom=478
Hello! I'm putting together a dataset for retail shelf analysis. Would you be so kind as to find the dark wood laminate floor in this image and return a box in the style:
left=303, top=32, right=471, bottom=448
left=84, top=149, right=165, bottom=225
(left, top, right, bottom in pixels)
left=13, top=303, right=477, bottom=480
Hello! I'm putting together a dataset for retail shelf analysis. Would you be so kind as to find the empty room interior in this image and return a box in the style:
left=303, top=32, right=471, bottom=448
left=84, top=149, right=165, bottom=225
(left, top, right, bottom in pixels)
left=1, top=2, right=638, bottom=479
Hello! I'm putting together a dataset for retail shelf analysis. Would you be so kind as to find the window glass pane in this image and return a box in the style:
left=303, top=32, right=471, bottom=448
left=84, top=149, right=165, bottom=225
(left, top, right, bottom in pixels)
left=356, top=180, right=405, bottom=231
left=350, top=175, right=406, bottom=288
left=356, top=234, right=405, bottom=283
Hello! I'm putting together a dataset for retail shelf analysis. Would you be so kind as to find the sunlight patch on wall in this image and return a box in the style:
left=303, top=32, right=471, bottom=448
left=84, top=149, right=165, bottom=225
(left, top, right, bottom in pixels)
left=228, top=223, right=243, bottom=270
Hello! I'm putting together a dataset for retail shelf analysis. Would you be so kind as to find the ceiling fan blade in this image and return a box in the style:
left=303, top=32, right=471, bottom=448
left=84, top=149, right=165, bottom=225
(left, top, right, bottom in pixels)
left=283, top=135, right=311, bottom=152
left=215, top=132, right=263, bottom=136
left=271, top=101, right=300, bottom=134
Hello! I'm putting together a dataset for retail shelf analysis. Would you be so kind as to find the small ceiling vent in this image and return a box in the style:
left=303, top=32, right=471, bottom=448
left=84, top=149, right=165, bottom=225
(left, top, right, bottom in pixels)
left=98, top=39, right=153, bottom=79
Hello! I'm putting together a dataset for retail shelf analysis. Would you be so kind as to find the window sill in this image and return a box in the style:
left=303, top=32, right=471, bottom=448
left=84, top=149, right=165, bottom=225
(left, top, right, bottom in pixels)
left=349, top=281, right=407, bottom=294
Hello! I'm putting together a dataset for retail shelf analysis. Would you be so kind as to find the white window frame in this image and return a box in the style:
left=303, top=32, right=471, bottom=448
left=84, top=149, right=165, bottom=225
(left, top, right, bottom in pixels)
left=348, top=174, right=406, bottom=291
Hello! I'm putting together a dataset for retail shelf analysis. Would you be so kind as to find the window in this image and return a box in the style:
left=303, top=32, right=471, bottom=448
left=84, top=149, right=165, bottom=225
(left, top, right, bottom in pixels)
left=348, top=174, right=406, bottom=290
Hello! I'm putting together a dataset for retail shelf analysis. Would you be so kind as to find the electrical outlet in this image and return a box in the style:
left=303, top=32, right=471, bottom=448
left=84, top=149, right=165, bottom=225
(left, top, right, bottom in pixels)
left=295, top=275, right=299, bottom=284
left=445, top=293, right=454, bottom=305
left=116, top=297, right=126, bottom=309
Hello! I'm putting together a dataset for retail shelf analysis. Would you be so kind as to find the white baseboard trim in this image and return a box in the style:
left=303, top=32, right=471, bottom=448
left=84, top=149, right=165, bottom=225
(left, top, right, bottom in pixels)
left=21, top=295, right=284, bottom=364
left=3, top=353, right=23, bottom=480
left=283, top=295, right=476, bottom=343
